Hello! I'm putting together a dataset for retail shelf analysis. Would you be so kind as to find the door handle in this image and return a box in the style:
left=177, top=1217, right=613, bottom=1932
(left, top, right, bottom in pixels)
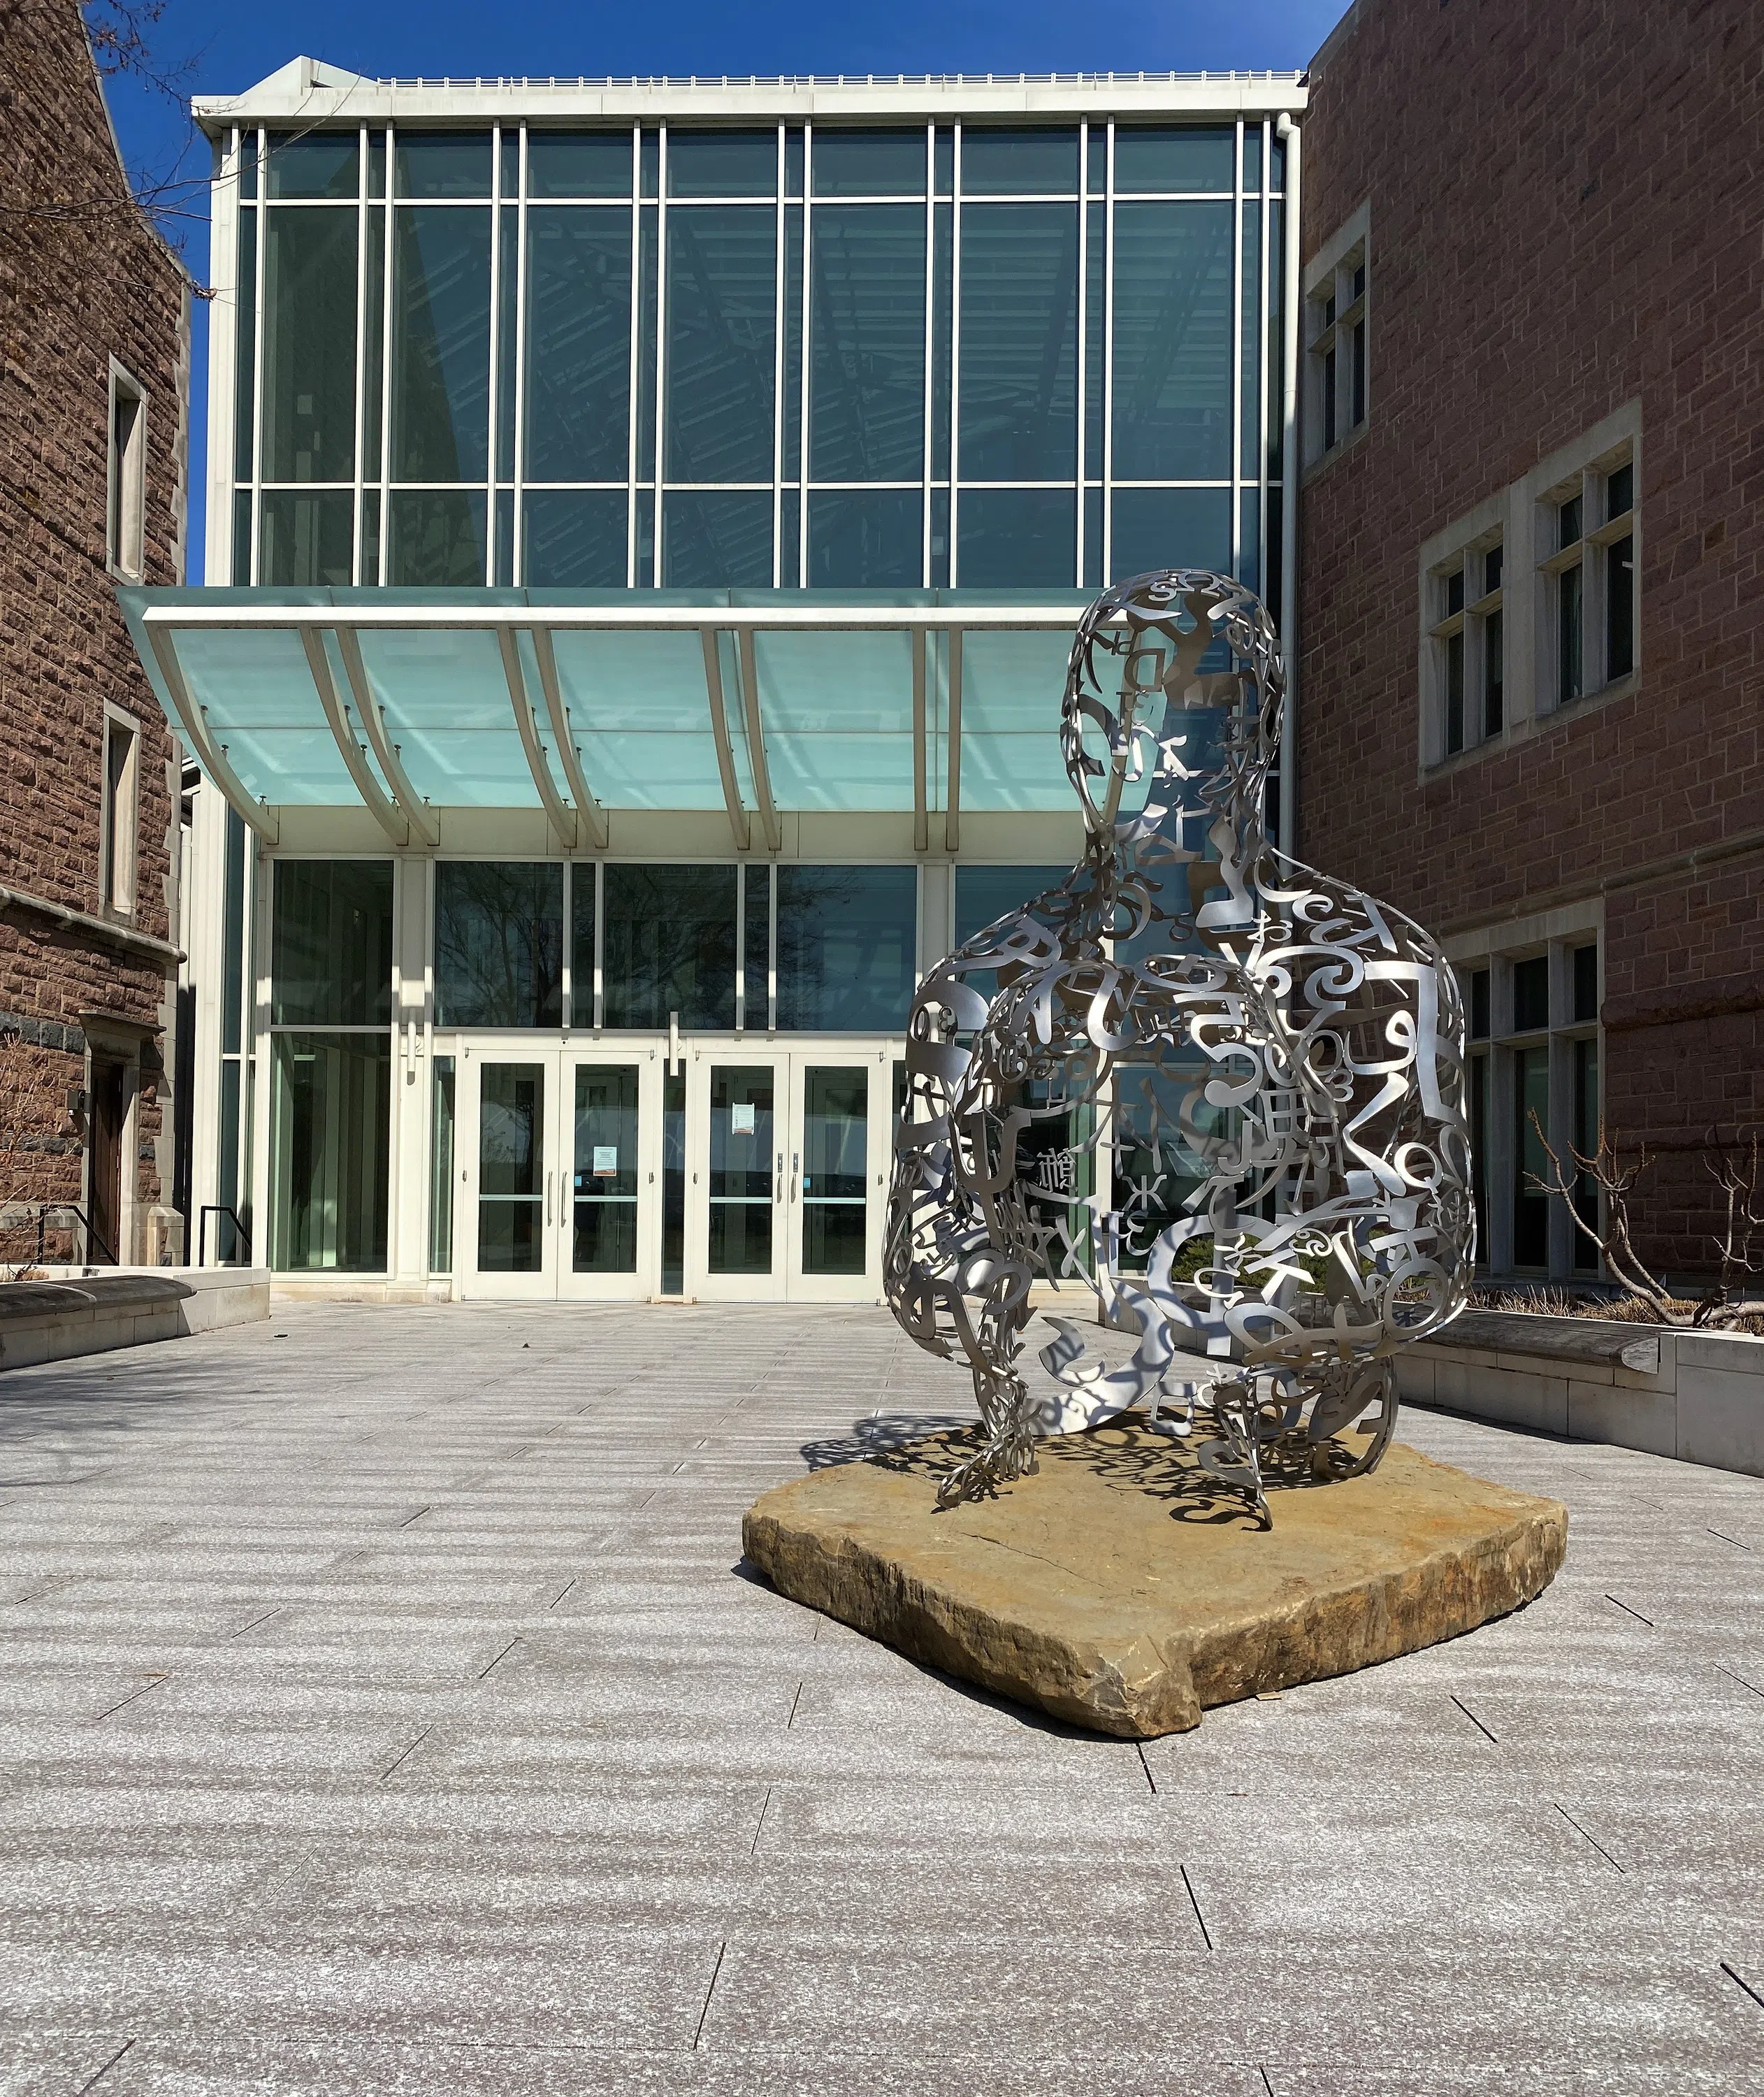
left=774, top=1151, right=782, bottom=1202
left=546, top=1169, right=553, bottom=1226
left=790, top=1151, right=800, bottom=1203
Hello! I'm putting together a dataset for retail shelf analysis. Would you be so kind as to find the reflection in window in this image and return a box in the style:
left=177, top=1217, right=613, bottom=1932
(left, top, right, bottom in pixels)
left=262, top=208, right=357, bottom=480
left=387, top=489, right=488, bottom=586
left=1113, top=127, right=1234, bottom=194
left=272, top=861, right=393, bottom=1028
left=807, top=489, right=922, bottom=588
left=392, top=206, right=492, bottom=480
left=524, top=209, right=632, bottom=480
left=667, top=131, right=777, bottom=198
left=270, top=1033, right=391, bottom=1271
left=953, top=865, right=1069, bottom=947
left=435, top=863, right=564, bottom=1028
left=259, top=491, right=354, bottom=586
left=708, top=1065, right=774, bottom=1274
left=1112, top=201, right=1234, bottom=481
left=523, top=489, right=628, bottom=586
left=813, top=129, right=925, bottom=197
left=776, top=866, right=916, bottom=1031
left=528, top=131, right=632, bottom=199
left=958, top=203, right=1078, bottom=480
left=429, top=1055, right=455, bottom=1274
left=957, top=489, right=1074, bottom=588
left=602, top=864, right=737, bottom=1030
left=663, top=491, right=772, bottom=588
left=811, top=206, right=926, bottom=481
left=1111, top=487, right=1231, bottom=583
left=961, top=128, right=1079, bottom=196
left=665, top=207, right=776, bottom=484
left=265, top=131, right=359, bottom=199
left=395, top=132, right=493, bottom=198
left=1114, top=1061, right=1216, bottom=1273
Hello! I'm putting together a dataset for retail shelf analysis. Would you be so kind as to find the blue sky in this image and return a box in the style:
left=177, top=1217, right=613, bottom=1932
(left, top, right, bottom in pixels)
left=99, top=0, right=1348, bottom=577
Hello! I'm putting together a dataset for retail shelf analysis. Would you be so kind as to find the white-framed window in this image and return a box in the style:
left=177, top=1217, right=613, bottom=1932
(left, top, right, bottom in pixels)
left=1456, top=916, right=1602, bottom=1279
left=100, top=706, right=140, bottom=916
left=1539, top=447, right=1635, bottom=712
left=107, top=359, right=147, bottom=581
left=1426, top=535, right=1505, bottom=761
left=1302, top=202, right=1368, bottom=466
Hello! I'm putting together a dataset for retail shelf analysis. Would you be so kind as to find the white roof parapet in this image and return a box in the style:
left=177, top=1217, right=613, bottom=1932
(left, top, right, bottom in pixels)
left=194, top=61, right=1306, bottom=130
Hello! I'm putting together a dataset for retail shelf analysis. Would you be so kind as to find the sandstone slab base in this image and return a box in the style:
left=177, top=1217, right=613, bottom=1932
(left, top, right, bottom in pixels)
left=742, top=1421, right=1568, bottom=1737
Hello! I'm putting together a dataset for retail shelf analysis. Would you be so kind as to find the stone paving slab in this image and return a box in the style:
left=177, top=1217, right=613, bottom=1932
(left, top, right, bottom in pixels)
left=1, top=1300, right=1762, bottom=2089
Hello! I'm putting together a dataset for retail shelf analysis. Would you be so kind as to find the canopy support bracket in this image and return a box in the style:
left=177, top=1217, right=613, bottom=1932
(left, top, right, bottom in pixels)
left=144, top=625, right=280, bottom=844
left=530, top=628, right=609, bottom=852
left=911, top=629, right=929, bottom=855
left=498, top=629, right=579, bottom=851
left=301, top=630, right=409, bottom=846
left=737, top=628, right=783, bottom=854
left=701, top=630, right=753, bottom=854
left=335, top=628, right=440, bottom=848
left=944, top=628, right=963, bottom=856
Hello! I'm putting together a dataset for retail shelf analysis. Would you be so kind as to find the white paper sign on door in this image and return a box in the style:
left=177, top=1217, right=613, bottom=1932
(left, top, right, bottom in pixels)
left=592, top=1145, right=618, bottom=1176
left=730, top=1104, right=756, bottom=1135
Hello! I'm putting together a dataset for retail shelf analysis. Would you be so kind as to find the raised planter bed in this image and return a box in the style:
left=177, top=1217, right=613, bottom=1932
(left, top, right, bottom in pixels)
left=0, top=1268, right=269, bottom=1371
left=1398, top=1307, right=1764, bottom=1477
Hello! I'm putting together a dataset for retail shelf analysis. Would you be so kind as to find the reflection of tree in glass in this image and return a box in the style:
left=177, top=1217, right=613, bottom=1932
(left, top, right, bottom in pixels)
left=602, top=866, right=736, bottom=1030
left=776, top=866, right=916, bottom=1031
left=435, top=865, right=562, bottom=1028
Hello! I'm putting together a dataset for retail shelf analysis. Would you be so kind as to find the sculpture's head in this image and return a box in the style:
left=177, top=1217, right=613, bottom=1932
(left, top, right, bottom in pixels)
left=1060, top=570, right=1284, bottom=853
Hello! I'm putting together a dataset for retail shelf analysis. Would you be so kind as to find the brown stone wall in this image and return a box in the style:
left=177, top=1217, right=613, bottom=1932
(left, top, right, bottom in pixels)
left=0, top=0, right=189, bottom=1259
left=1300, top=0, right=1764, bottom=1278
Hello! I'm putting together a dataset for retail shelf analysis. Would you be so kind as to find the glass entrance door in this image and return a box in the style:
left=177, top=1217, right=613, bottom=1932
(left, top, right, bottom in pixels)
left=559, top=1054, right=658, bottom=1300
left=458, top=1057, right=556, bottom=1300
left=784, top=1057, right=885, bottom=1302
left=691, top=1060, right=782, bottom=1301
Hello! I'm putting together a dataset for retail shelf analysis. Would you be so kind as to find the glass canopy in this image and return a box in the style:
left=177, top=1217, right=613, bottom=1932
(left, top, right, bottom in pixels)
left=120, top=586, right=1091, bottom=839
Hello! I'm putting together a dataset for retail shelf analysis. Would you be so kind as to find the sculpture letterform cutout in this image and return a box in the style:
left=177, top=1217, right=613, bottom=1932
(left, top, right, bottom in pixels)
left=884, top=571, right=1473, bottom=1525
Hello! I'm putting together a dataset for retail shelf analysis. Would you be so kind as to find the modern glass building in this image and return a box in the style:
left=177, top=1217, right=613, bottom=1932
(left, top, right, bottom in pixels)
left=124, top=61, right=1305, bottom=1303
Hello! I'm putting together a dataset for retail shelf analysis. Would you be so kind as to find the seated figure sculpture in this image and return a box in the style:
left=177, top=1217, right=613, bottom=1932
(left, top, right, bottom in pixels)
left=884, top=570, right=1473, bottom=1527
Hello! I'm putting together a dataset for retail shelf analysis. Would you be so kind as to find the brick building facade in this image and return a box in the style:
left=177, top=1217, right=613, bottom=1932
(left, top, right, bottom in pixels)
left=0, top=1, right=191, bottom=1264
left=1299, top=0, right=1764, bottom=1283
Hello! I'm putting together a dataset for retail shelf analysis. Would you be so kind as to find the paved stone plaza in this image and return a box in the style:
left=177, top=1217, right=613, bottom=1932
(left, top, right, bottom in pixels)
left=1, top=1303, right=1761, bottom=2094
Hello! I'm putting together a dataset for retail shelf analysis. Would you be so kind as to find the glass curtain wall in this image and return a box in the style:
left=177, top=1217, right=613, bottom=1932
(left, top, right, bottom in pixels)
left=231, top=117, right=1288, bottom=596
left=268, top=860, right=394, bottom=1271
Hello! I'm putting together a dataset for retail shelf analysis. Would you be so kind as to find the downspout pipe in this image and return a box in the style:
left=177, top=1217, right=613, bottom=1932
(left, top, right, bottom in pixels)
left=1278, top=110, right=1301, bottom=860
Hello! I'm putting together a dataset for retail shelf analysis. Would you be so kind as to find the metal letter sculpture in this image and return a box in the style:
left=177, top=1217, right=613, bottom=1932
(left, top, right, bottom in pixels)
left=885, top=571, right=1473, bottom=1527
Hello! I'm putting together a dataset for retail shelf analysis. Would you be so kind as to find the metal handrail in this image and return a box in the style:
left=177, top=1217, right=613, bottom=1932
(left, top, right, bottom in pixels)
left=198, top=1204, right=253, bottom=1267
left=24, top=1203, right=117, bottom=1267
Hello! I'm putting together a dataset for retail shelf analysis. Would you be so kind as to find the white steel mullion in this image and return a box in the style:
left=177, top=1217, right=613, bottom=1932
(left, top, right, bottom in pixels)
left=1259, top=119, right=1271, bottom=599
left=772, top=124, right=786, bottom=589
left=561, top=858, right=573, bottom=1028
left=514, top=124, right=530, bottom=584
left=487, top=124, right=503, bottom=586
left=1075, top=120, right=1087, bottom=587
left=798, top=122, right=811, bottom=586
left=655, top=124, right=669, bottom=587
left=1231, top=120, right=1244, bottom=589
left=593, top=860, right=604, bottom=1032
left=250, top=124, right=266, bottom=584
left=352, top=123, right=368, bottom=585
left=379, top=122, right=395, bottom=578
left=922, top=121, right=934, bottom=589
left=1102, top=121, right=1115, bottom=586
left=626, top=125, right=641, bottom=589
left=949, top=121, right=962, bottom=586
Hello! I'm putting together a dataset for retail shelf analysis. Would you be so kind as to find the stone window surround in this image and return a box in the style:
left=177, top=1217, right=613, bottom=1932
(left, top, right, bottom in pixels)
left=100, top=702, right=142, bottom=922
left=1447, top=897, right=1603, bottom=1283
left=1417, top=401, right=1641, bottom=779
left=106, top=356, right=148, bottom=584
left=1301, top=198, right=1368, bottom=472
